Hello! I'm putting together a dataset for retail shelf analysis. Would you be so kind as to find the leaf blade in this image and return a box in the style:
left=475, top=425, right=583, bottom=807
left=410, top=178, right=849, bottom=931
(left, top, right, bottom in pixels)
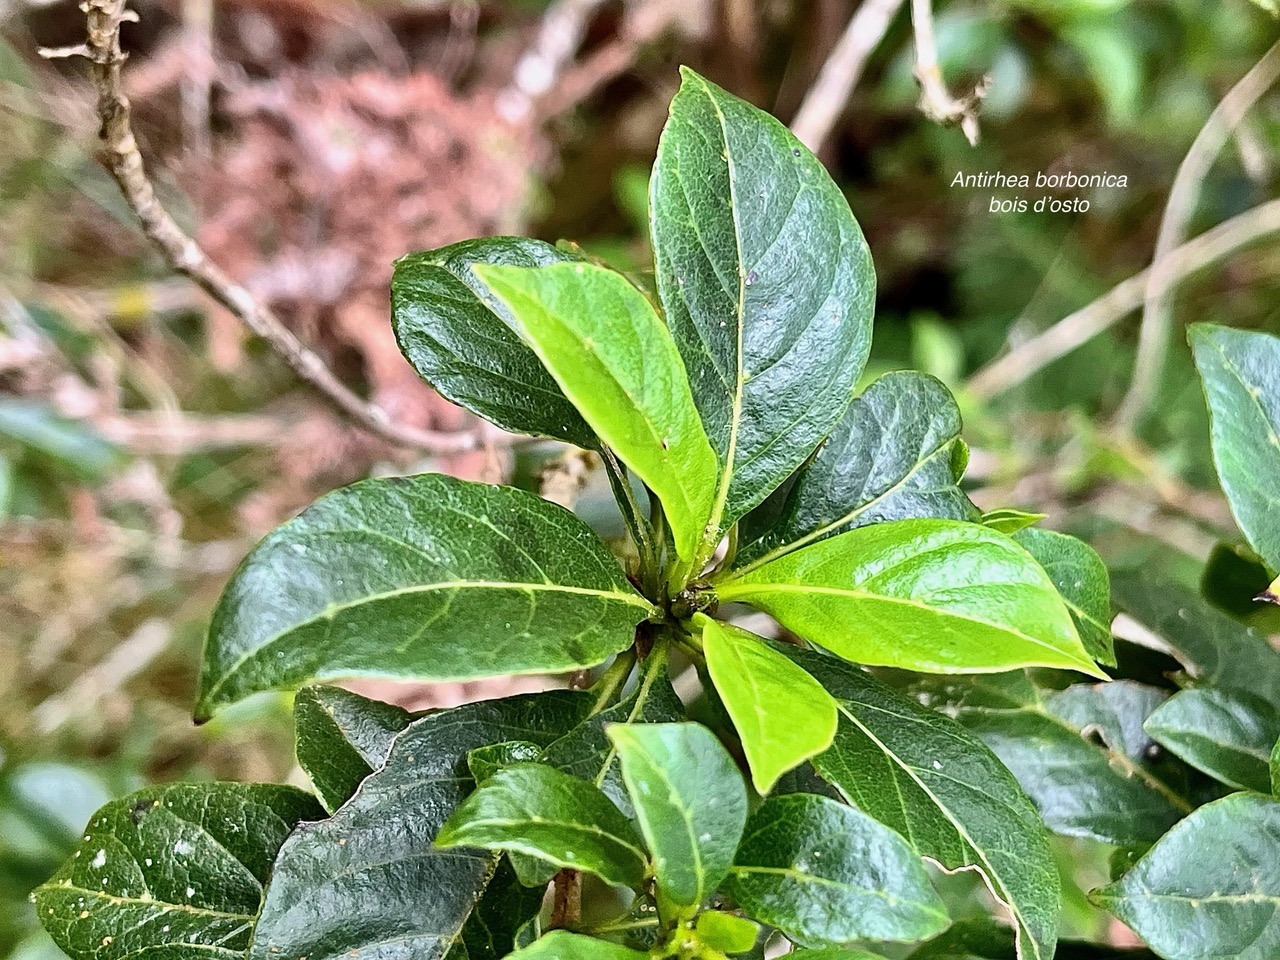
left=473, top=261, right=717, bottom=560
left=294, top=685, right=412, bottom=812
left=1144, top=687, right=1280, bottom=793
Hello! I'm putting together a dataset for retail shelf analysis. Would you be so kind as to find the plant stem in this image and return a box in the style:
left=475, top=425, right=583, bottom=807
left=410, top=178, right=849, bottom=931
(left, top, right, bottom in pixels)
left=549, top=868, right=583, bottom=929
left=589, top=650, right=636, bottom=714
left=602, top=449, right=659, bottom=594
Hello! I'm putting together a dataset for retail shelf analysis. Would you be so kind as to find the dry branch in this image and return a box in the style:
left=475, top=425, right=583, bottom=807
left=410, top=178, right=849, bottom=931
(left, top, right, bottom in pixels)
left=790, top=0, right=907, bottom=152
left=48, top=0, right=487, bottom=454
left=909, top=0, right=986, bottom=145
left=1113, top=38, right=1280, bottom=429
left=966, top=198, right=1280, bottom=400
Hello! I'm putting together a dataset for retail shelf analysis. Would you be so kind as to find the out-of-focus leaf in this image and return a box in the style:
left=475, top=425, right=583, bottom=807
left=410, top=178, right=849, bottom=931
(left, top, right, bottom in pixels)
left=509, top=931, right=649, bottom=959
left=0, top=400, right=124, bottom=483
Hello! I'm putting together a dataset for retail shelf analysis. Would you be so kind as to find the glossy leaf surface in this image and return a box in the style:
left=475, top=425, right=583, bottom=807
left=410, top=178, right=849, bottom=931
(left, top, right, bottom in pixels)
left=718, top=519, right=1100, bottom=676
left=1191, top=324, right=1280, bottom=570
left=607, top=722, right=747, bottom=909
left=250, top=691, right=590, bottom=960
left=794, top=650, right=1059, bottom=960
left=725, top=793, right=948, bottom=945
left=650, top=68, right=876, bottom=535
left=34, top=783, right=322, bottom=960
left=952, top=678, right=1199, bottom=846
left=1093, top=792, right=1280, bottom=960
left=1145, top=687, right=1280, bottom=793
left=294, top=685, right=412, bottom=812
left=391, top=237, right=596, bottom=447
left=197, top=474, right=652, bottom=719
left=699, top=616, right=838, bottom=793
left=694, top=912, right=759, bottom=954
left=1014, top=527, right=1116, bottom=667
left=509, top=931, right=648, bottom=960
left=437, top=764, right=648, bottom=889
left=474, top=261, right=717, bottom=560
left=736, top=372, right=971, bottom=569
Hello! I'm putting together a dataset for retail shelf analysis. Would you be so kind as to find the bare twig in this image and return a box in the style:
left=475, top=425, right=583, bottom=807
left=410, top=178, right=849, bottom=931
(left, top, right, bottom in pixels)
left=966, top=198, right=1280, bottom=401
left=790, top=0, right=906, bottom=152
left=1113, top=38, right=1280, bottom=430
left=49, top=0, right=486, bottom=454
left=909, top=0, right=986, bottom=145
left=497, top=0, right=609, bottom=123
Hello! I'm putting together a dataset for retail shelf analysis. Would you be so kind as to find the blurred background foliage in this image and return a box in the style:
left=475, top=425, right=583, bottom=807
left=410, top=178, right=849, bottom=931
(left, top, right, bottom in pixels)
left=1, top=0, right=1278, bottom=955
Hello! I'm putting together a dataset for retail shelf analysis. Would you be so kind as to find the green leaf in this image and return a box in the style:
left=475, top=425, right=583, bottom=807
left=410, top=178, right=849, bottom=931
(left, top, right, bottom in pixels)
left=509, top=931, right=649, bottom=960
left=468, top=741, right=543, bottom=784
left=699, top=616, right=838, bottom=793
left=792, top=650, right=1059, bottom=960
left=694, top=912, right=759, bottom=954
left=1013, top=528, right=1116, bottom=667
left=606, top=722, right=747, bottom=910
left=954, top=679, right=1200, bottom=846
left=735, top=372, right=973, bottom=570
left=294, top=685, right=412, bottom=812
left=0, top=399, right=125, bottom=483
left=789, top=952, right=888, bottom=960
left=541, top=654, right=686, bottom=817
left=717, top=519, right=1101, bottom=677
left=1111, top=574, right=1280, bottom=702
left=197, top=474, right=653, bottom=719
left=251, top=691, right=590, bottom=960
left=457, top=857, right=547, bottom=960
left=982, top=510, right=1045, bottom=536
left=473, top=261, right=717, bottom=561
left=1191, top=324, right=1280, bottom=571
left=1092, top=792, right=1280, bottom=960
left=391, top=238, right=596, bottom=447
left=33, top=783, right=322, bottom=960
left=649, top=67, right=876, bottom=540
left=725, top=793, right=949, bottom=945
left=436, top=764, right=648, bottom=889
left=1274, top=737, right=1280, bottom=796
left=1144, top=687, right=1280, bottom=793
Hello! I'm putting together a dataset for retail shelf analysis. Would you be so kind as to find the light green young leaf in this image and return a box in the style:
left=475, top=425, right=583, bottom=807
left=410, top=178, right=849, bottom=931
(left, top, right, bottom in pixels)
left=717, top=519, right=1101, bottom=677
left=473, top=261, right=717, bottom=561
left=607, top=721, right=747, bottom=909
left=1144, top=687, right=1280, bottom=794
left=197, top=474, right=653, bottom=720
left=650, top=67, right=876, bottom=545
left=1092, top=792, right=1280, bottom=960
left=1273, top=737, right=1280, bottom=796
left=725, top=794, right=949, bottom=945
left=698, top=615, right=838, bottom=793
left=694, top=912, right=759, bottom=954
left=736, top=371, right=973, bottom=570
left=436, top=764, right=648, bottom=889
left=251, top=691, right=591, bottom=960
left=1014, top=527, right=1116, bottom=667
left=34, top=783, right=323, bottom=960
left=982, top=509, right=1045, bottom=535
left=293, top=685, right=412, bottom=812
left=391, top=237, right=596, bottom=447
left=1191, top=324, right=1280, bottom=571
left=793, top=649, right=1059, bottom=960
left=508, top=931, right=648, bottom=960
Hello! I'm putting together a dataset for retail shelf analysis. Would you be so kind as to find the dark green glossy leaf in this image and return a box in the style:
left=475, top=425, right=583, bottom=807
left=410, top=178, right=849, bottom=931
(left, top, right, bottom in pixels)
left=735, top=372, right=972, bottom=569
left=725, top=793, right=948, bottom=945
left=509, top=931, right=648, bottom=959
left=607, top=722, right=747, bottom=910
left=649, top=67, right=875, bottom=538
left=541, top=655, right=685, bottom=817
left=467, top=742, right=543, bottom=784
left=1144, top=687, right=1280, bottom=793
left=294, top=685, right=412, bottom=812
left=474, top=261, right=717, bottom=561
left=251, top=691, right=590, bottom=960
left=1190, top=324, right=1280, bottom=570
left=197, top=474, right=653, bottom=719
left=955, top=679, right=1199, bottom=846
left=436, top=764, right=648, bottom=889
left=694, top=911, right=758, bottom=954
left=391, top=237, right=595, bottom=447
left=717, top=519, right=1100, bottom=676
left=34, top=783, right=322, bottom=960
left=699, top=616, right=837, bottom=793
left=457, top=857, right=547, bottom=960
left=792, top=650, right=1059, bottom=960
left=1014, top=528, right=1116, bottom=667
left=1111, top=574, right=1280, bottom=701
left=1093, top=792, right=1280, bottom=960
